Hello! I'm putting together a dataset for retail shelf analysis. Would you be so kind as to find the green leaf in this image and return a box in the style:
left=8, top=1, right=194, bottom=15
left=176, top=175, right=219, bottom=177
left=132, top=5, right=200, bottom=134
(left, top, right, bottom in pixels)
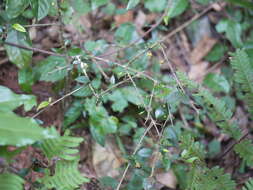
left=40, top=133, right=83, bottom=160
left=5, top=0, right=30, bottom=18
left=0, top=146, right=25, bottom=162
left=40, top=160, right=89, bottom=190
left=137, top=148, right=152, bottom=158
left=127, top=0, right=140, bottom=10
left=144, top=0, right=167, bottom=12
left=230, top=49, right=253, bottom=115
left=85, top=98, right=117, bottom=146
left=0, top=112, right=58, bottom=147
left=166, top=0, right=189, bottom=20
left=37, top=99, right=51, bottom=111
left=91, top=0, right=108, bottom=10
left=0, top=85, right=36, bottom=112
left=0, top=173, right=24, bottom=190
left=121, top=86, right=147, bottom=106
left=108, top=90, right=128, bottom=112
left=115, top=23, right=137, bottom=45
left=34, top=56, right=68, bottom=82
left=63, top=100, right=84, bottom=127
left=226, top=0, right=253, bottom=10
left=12, top=23, right=26, bottom=33
left=5, top=30, right=32, bottom=68
left=235, top=139, right=253, bottom=167
left=203, top=73, right=230, bottom=93
left=243, top=178, right=253, bottom=190
left=32, top=0, right=51, bottom=20
left=70, top=0, right=91, bottom=14
left=18, top=67, right=35, bottom=93
left=216, top=20, right=243, bottom=48
left=205, top=44, right=227, bottom=62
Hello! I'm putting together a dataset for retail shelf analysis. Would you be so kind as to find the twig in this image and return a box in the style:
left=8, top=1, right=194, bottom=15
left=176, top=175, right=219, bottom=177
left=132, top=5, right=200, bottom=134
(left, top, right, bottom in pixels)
left=218, top=131, right=250, bottom=159
left=32, top=86, right=85, bottom=119
left=23, top=23, right=60, bottom=27
left=100, top=0, right=172, bottom=58
left=3, top=41, right=65, bottom=57
left=0, top=57, right=8, bottom=65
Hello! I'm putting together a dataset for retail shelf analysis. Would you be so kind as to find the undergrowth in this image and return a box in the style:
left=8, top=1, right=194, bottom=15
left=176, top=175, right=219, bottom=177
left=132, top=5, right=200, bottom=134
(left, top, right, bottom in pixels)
left=0, top=0, right=253, bottom=190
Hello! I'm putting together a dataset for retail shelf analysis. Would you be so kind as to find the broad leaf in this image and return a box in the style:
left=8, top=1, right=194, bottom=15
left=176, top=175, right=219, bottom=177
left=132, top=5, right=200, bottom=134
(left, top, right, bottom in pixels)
left=31, top=0, right=51, bottom=20
left=5, top=30, right=33, bottom=68
left=144, top=0, right=167, bottom=12
left=0, top=112, right=58, bottom=147
left=127, top=0, right=140, bottom=10
left=203, top=73, right=230, bottom=93
left=34, top=56, right=68, bottom=82
left=166, top=0, right=189, bottom=19
left=0, top=85, right=36, bottom=112
left=5, top=0, right=29, bottom=18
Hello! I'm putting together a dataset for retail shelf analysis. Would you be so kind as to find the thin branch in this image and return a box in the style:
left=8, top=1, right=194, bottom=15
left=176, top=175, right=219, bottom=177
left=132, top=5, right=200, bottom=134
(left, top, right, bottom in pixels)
left=23, top=23, right=60, bottom=27
left=3, top=41, right=65, bottom=57
left=218, top=131, right=250, bottom=159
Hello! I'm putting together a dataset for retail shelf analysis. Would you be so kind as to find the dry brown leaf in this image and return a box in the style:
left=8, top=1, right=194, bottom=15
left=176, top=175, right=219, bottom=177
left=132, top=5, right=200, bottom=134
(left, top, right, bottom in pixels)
left=188, top=61, right=209, bottom=81
left=155, top=170, right=177, bottom=189
left=92, top=137, right=124, bottom=178
left=114, top=7, right=133, bottom=26
left=190, top=36, right=217, bottom=64
left=135, top=10, right=146, bottom=29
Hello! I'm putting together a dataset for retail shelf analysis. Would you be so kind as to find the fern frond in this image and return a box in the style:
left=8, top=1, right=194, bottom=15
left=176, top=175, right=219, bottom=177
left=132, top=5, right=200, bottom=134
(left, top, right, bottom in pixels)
left=198, top=88, right=241, bottom=139
left=40, top=134, right=83, bottom=161
left=234, top=139, right=253, bottom=167
left=180, top=134, right=206, bottom=162
left=40, top=160, right=89, bottom=190
left=230, top=49, right=253, bottom=116
left=0, top=173, right=24, bottom=190
left=189, top=166, right=236, bottom=190
left=243, top=178, right=253, bottom=190
left=177, top=71, right=241, bottom=139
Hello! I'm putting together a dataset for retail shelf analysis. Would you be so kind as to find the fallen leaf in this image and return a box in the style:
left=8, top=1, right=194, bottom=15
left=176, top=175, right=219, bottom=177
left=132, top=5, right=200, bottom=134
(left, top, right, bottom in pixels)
left=190, top=36, right=217, bottom=64
left=188, top=61, right=209, bottom=81
left=92, top=137, right=124, bottom=178
left=155, top=170, right=177, bottom=189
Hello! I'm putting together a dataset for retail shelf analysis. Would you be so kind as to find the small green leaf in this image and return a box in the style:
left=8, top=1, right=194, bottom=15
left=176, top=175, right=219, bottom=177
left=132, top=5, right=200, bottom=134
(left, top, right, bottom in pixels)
left=137, top=148, right=152, bottom=158
left=185, top=156, right=199, bottom=163
left=37, top=99, right=51, bottom=111
left=37, top=0, right=51, bottom=20
left=166, top=0, right=189, bottom=19
left=144, top=0, right=167, bottom=12
left=203, top=73, right=230, bottom=93
left=127, top=0, right=140, bottom=10
left=5, top=30, right=32, bottom=68
left=12, top=23, right=26, bottom=33
left=91, top=0, right=108, bottom=10
left=18, top=67, right=35, bottom=93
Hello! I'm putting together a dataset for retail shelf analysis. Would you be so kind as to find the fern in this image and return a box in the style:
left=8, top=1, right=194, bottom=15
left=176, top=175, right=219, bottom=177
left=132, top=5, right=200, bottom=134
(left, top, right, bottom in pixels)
left=230, top=49, right=253, bottom=116
left=180, top=134, right=206, bottom=162
left=40, top=133, right=83, bottom=161
left=177, top=71, right=241, bottom=139
left=243, top=178, right=253, bottom=190
left=189, top=166, right=236, bottom=190
left=40, top=160, right=89, bottom=190
left=0, top=173, right=24, bottom=190
left=198, top=88, right=241, bottom=139
left=234, top=139, right=253, bottom=167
